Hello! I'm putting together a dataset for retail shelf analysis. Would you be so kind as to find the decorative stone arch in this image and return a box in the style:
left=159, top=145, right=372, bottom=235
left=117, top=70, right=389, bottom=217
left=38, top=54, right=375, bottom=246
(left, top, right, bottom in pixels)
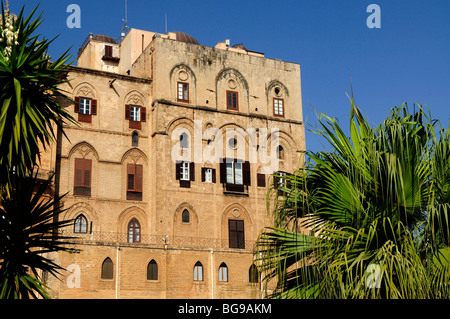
left=68, top=141, right=100, bottom=161
left=117, top=206, right=148, bottom=236
left=170, top=63, right=197, bottom=105
left=121, top=148, right=148, bottom=165
left=73, top=82, right=98, bottom=99
left=218, top=123, right=251, bottom=162
left=63, top=201, right=100, bottom=234
left=220, top=203, right=254, bottom=244
left=215, top=68, right=249, bottom=113
left=173, top=202, right=199, bottom=237
left=265, top=130, right=297, bottom=172
left=124, top=90, right=147, bottom=111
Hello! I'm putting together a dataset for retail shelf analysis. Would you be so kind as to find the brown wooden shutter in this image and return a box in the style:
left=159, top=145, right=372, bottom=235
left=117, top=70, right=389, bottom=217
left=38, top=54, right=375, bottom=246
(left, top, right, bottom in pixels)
left=212, top=169, right=216, bottom=183
left=175, top=162, right=181, bottom=180
left=220, top=160, right=226, bottom=184
left=135, top=164, right=143, bottom=192
left=74, top=96, right=80, bottom=113
left=74, top=158, right=83, bottom=186
left=228, top=219, right=245, bottom=249
left=140, top=107, right=146, bottom=122
left=83, top=159, right=92, bottom=187
left=91, top=99, right=97, bottom=115
left=257, top=173, right=266, bottom=187
left=243, top=161, right=251, bottom=186
left=127, top=164, right=135, bottom=191
left=189, top=162, right=195, bottom=181
left=201, top=168, right=206, bottom=182
left=125, top=104, right=131, bottom=120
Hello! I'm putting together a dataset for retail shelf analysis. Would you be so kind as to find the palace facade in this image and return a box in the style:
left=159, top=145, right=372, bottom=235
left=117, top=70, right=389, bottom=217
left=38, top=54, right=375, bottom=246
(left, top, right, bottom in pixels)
left=43, top=29, right=305, bottom=298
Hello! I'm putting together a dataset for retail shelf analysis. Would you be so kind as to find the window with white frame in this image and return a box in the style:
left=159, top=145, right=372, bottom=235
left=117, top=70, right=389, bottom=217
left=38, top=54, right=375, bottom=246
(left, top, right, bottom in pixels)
left=226, top=161, right=243, bottom=185
left=180, top=162, right=190, bottom=181
left=204, top=168, right=213, bottom=183
left=79, top=98, right=91, bottom=115
left=130, top=105, right=141, bottom=122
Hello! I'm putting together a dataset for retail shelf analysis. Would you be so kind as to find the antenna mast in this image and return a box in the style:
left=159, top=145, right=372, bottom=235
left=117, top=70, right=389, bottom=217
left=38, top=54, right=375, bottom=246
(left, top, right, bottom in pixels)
left=121, top=0, right=129, bottom=40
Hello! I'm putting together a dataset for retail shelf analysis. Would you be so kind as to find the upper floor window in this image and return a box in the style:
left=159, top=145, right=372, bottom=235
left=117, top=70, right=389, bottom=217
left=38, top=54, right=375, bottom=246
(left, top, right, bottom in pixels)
left=132, top=131, right=139, bottom=147
left=219, top=159, right=251, bottom=193
left=177, top=82, right=189, bottom=102
left=182, top=209, right=190, bottom=223
left=128, top=218, right=141, bottom=243
left=228, top=219, right=245, bottom=249
left=180, top=132, right=189, bottom=149
left=227, top=91, right=239, bottom=111
left=127, top=163, right=143, bottom=201
left=74, top=214, right=88, bottom=234
left=176, top=161, right=195, bottom=188
left=201, top=167, right=216, bottom=183
left=273, top=98, right=284, bottom=117
left=74, top=97, right=97, bottom=123
left=125, top=104, right=146, bottom=130
left=74, top=158, right=92, bottom=196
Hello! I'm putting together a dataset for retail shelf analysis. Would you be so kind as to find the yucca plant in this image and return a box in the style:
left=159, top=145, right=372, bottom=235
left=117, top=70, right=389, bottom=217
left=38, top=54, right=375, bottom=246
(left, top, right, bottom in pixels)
left=0, top=170, right=73, bottom=299
left=256, top=97, right=449, bottom=298
left=0, top=1, right=76, bottom=195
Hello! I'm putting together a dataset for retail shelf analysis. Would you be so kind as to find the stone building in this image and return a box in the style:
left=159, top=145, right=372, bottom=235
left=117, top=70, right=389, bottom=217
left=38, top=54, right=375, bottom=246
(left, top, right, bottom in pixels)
left=43, top=28, right=305, bottom=298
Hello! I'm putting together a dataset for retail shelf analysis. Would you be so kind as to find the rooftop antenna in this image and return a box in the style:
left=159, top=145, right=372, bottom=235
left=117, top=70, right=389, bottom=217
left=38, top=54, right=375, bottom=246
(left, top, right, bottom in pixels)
left=121, top=0, right=129, bottom=40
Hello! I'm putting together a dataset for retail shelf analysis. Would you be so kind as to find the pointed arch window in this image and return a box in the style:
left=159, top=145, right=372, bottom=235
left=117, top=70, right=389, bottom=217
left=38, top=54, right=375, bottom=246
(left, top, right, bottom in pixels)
left=101, top=257, right=113, bottom=279
left=276, top=145, right=284, bottom=160
left=147, top=260, right=158, bottom=280
left=182, top=209, right=190, bottom=223
left=132, top=131, right=139, bottom=147
left=249, top=264, right=259, bottom=283
left=74, top=214, right=88, bottom=234
left=218, top=263, right=228, bottom=282
left=128, top=218, right=141, bottom=243
left=193, top=261, right=203, bottom=281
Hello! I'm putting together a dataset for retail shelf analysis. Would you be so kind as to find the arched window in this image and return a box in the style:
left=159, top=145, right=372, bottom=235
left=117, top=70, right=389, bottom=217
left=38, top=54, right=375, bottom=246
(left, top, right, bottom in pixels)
left=249, top=264, right=259, bottom=283
left=193, top=261, right=203, bottom=281
left=101, top=257, right=113, bottom=279
left=74, top=214, right=88, bottom=233
left=132, top=131, right=139, bottom=147
left=276, top=145, right=284, bottom=160
left=182, top=209, right=190, bottom=223
left=218, top=262, right=228, bottom=282
left=128, top=218, right=141, bottom=243
left=180, top=132, right=188, bottom=149
left=147, top=259, right=158, bottom=280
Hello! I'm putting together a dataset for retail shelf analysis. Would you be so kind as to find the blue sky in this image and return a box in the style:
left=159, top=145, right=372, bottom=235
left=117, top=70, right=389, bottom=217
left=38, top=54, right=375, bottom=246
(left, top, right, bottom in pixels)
left=9, top=0, right=450, bottom=154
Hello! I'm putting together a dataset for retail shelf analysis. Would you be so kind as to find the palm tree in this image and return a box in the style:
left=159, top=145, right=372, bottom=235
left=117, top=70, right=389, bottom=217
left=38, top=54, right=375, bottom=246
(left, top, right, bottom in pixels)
left=0, top=2, right=76, bottom=195
left=0, top=170, right=73, bottom=299
left=256, top=97, right=449, bottom=298
left=0, top=2, right=76, bottom=298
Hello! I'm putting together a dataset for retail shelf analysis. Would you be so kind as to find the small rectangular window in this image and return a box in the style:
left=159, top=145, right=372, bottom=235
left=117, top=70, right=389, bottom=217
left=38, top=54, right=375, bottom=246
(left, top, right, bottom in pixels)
left=227, top=91, right=238, bottom=110
left=229, top=219, right=245, bottom=249
left=177, top=82, right=189, bottom=102
left=130, top=105, right=141, bottom=122
left=274, top=98, right=284, bottom=117
left=180, top=162, right=190, bottom=181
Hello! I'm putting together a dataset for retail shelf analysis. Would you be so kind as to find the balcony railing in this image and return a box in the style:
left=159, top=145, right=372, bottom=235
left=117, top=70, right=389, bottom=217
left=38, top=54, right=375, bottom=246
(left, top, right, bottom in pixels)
left=61, top=230, right=256, bottom=251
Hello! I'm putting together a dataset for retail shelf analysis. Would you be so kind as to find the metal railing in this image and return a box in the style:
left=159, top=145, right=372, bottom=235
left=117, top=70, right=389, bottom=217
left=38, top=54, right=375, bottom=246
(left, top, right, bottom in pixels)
left=61, top=230, right=256, bottom=251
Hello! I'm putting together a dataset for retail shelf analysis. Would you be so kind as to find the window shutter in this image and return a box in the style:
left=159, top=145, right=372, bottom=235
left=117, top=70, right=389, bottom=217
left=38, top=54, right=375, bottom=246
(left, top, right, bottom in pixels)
left=125, top=104, right=131, bottom=120
left=220, top=160, right=226, bottom=184
left=175, top=162, right=181, bottom=180
left=91, top=99, right=97, bottom=115
left=212, top=169, right=216, bottom=183
left=243, top=161, right=251, bottom=186
left=140, top=107, right=146, bottom=122
left=74, top=96, right=80, bottom=113
left=127, top=164, right=135, bottom=191
left=189, top=162, right=195, bottom=181
left=257, top=173, right=266, bottom=187
left=83, top=159, right=92, bottom=187
left=135, top=164, right=143, bottom=192
left=74, top=158, right=83, bottom=186
left=201, top=168, right=206, bottom=182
